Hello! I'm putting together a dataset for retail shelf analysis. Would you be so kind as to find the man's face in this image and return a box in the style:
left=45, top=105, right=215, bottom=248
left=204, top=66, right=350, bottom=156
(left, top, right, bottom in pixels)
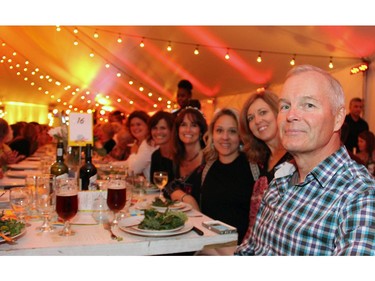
left=177, top=88, right=191, bottom=108
left=278, top=71, right=343, bottom=157
left=349, top=100, right=363, bottom=118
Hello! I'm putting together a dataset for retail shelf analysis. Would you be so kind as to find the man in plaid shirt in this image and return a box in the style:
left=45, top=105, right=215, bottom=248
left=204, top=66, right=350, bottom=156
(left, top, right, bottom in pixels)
left=236, top=65, right=375, bottom=255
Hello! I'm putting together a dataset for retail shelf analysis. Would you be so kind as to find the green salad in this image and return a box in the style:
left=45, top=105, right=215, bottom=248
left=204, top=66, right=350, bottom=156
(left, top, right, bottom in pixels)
left=151, top=197, right=178, bottom=208
left=138, top=208, right=187, bottom=230
left=0, top=211, right=25, bottom=237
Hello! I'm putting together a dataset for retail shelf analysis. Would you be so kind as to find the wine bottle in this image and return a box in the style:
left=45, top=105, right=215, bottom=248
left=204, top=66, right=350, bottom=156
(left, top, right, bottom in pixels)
left=79, top=144, right=98, bottom=190
left=50, top=141, right=69, bottom=179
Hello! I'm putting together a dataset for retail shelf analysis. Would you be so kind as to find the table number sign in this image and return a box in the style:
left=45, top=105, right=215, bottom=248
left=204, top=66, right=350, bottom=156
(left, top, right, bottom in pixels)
left=68, top=113, right=93, bottom=146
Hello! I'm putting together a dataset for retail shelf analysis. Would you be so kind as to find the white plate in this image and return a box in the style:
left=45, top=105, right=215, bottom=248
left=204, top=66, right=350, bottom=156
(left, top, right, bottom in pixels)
left=0, top=226, right=27, bottom=243
left=150, top=201, right=187, bottom=212
left=136, top=202, right=192, bottom=213
left=119, top=216, right=193, bottom=237
left=135, top=224, right=184, bottom=233
left=8, top=162, right=40, bottom=170
left=6, top=170, right=42, bottom=179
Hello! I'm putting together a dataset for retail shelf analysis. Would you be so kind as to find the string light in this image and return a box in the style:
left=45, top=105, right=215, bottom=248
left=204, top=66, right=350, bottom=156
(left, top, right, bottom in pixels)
left=194, top=45, right=199, bottom=55
left=140, top=38, right=145, bottom=48
left=225, top=49, right=230, bottom=60
left=117, top=35, right=122, bottom=43
left=290, top=54, right=296, bottom=66
left=257, top=51, right=262, bottom=63
left=328, top=57, right=333, bottom=69
left=93, top=30, right=99, bottom=39
left=167, top=41, right=172, bottom=52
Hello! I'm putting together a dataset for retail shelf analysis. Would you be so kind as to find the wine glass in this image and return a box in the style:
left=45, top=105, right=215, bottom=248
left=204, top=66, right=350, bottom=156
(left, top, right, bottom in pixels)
left=106, top=178, right=126, bottom=227
left=153, top=171, right=168, bottom=199
left=55, top=178, right=78, bottom=236
left=35, top=174, right=56, bottom=232
left=9, top=187, right=31, bottom=226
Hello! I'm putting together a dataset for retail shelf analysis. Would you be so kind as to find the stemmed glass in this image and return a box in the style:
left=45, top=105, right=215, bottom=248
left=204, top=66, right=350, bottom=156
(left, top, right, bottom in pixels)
left=35, top=174, right=56, bottom=232
left=55, top=178, right=78, bottom=236
left=9, top=187, right=31, bottom=226
left=153, top=171, right=168, bottom=199
left=106, top=178, right=126, bottom=227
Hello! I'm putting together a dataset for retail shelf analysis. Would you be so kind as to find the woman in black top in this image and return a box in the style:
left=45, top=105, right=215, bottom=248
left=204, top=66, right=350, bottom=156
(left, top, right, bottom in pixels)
left=149, top=111, right=175, bottom=185
left=200, top=108, right=254, bottom=245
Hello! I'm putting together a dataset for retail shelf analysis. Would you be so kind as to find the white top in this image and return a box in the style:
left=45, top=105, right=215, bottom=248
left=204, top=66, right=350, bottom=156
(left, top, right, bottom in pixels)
left=126, top=140, right=158, bottom=182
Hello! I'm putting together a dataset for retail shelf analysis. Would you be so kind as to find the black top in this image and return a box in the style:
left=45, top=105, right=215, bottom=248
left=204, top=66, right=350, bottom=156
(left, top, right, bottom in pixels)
left=150, top=148, right=175, bottom=185
left=344, top=114, right=369, bottom=153
left=103, top=138, right=116, bottom=154
left=200, top=153, right=254, bottom=244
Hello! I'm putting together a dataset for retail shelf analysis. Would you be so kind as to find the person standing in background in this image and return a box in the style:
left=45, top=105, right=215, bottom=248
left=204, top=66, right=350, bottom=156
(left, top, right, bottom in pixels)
left=344, top=97, right=369, bottom=154
left=173, top=79, right=193, bottom=117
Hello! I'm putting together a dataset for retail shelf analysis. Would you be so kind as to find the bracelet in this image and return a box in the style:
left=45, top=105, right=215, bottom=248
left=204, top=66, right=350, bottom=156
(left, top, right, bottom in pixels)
left=180, top=193, right=189, bottom=202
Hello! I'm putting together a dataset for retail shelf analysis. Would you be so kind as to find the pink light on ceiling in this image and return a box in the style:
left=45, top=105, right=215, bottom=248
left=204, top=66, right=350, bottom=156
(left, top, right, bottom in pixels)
left=180, top=26, right=272, bottom=85
left=319, top=26, right=375, bottom=58
left=123, top=37, right=216, bottom=98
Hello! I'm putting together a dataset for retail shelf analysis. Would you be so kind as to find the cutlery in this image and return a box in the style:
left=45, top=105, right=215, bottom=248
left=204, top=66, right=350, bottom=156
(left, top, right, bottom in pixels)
left=0, top=191, right=6, bottom=198
left=192, top=226, right=204, bottom=236
left=0, top=232, right=15, bottom=243
left=103, top=223, right=123, bottom=241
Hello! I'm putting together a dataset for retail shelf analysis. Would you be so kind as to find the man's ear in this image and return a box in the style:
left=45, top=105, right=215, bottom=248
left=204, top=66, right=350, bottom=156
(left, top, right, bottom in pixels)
left=334, top=107, right=346, bottom=132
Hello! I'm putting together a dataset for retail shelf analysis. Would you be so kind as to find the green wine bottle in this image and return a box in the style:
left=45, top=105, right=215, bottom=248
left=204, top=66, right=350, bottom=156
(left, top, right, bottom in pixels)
left=50, top=141, right=69, bottom=179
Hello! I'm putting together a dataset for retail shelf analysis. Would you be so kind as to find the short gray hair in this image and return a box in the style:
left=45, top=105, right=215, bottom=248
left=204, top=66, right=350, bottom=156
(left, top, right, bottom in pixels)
left=285, top=64, right=345, bottom=113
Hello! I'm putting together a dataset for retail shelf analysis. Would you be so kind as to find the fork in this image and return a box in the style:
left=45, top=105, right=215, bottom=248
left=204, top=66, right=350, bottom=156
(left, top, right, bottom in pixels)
left=103, top=223, right=122, bottom=241
left=0, top=232, right=15, bottom=243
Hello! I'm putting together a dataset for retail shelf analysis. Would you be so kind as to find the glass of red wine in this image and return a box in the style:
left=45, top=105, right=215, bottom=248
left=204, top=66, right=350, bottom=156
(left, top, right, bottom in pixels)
left=55, top=178, right=79, bottom=236
left=106, top=179, right=126, bottom=227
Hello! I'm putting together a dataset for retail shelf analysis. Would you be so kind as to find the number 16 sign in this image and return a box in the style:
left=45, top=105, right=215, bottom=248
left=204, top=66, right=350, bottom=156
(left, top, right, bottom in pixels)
left=68, top=113, right=94, bottom=146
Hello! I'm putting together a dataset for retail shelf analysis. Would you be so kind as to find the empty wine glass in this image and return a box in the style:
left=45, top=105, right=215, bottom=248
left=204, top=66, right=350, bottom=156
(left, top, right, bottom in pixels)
left=9, top=187, right=31, bottom=226
left=55, top=178, right=78, bottom=236
left=106, top=178, right=126, bottom=227
left=35, top=174, right=56, bottom=232
left=153, top=171, right=168, bottom=198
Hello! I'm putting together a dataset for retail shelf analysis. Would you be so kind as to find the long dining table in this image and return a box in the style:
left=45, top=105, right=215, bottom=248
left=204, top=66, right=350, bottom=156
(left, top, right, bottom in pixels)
left=0, top=155, right=238, bottom=256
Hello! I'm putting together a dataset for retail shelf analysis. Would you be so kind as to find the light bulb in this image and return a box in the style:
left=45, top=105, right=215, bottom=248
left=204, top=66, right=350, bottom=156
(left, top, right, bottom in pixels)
left=290, top=55, right=296, bottom=66
left=257, top=55, right=262, bottom=63
left=140, top=40, right=145, bottom=48
left=167, top=42, right=172, bottom=52
left=117, top=36, right=122, bottom=43
left=194, top=46, right=199, bottom=55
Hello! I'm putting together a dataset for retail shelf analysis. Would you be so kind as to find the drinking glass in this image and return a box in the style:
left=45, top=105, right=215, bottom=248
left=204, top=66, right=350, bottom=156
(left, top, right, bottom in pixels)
left=9, top=187, right=31, bottom=226
left=35, top=174, right=56, bottom=232
left=55, top=178, right=78, bottom=236
left=106, top=178, right=126, bottom=226
left=153, top=171, right=168, bottom=198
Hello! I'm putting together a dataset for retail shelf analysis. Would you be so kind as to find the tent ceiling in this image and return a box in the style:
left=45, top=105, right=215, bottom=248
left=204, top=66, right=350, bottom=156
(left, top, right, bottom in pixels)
left=1, top=26, right=375, bottom=115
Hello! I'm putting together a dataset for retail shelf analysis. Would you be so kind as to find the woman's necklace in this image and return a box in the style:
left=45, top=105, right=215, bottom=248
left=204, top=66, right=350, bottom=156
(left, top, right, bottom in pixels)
left=184, top=151, right=200, bottom=162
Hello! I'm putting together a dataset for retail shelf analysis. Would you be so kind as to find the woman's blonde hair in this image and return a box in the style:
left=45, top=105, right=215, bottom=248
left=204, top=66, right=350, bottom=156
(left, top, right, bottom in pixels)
left=203, top=108, right=240, bottom=163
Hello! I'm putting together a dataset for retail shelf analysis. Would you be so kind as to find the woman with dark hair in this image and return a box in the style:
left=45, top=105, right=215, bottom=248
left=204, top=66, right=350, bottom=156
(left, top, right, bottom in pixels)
left=357, top=130, right=375, bottom=175
left=0, top=119, right=25, bottom=169
left=164, top=107, right=207, bottom=210
left=9, top=122, right=38, bottom=157
left=149, top=111, right=175, bottom=186
left=125, top=110, right=157, bottom=181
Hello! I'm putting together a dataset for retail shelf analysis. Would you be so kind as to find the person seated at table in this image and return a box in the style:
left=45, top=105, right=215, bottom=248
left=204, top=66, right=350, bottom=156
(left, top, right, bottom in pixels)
left=356, top=130, right=375, bottom=175
left=0, top=118, right=25, bottom=166
left=8, top=121, right=39, bottom=157
left=199, top=108, right=255, bottom=249
left=103, top=128, right=133, bottom=161
left=149, top=111, right=176, bottom=186
left=236, top=64, right=375, bottom=256
left=235, top=90, right=292, bottom=250
left=125, top=110, right=158, bottom=182
left=95, top=122, right=116, bottom=154
left=164, top=107, right=207, bottom=210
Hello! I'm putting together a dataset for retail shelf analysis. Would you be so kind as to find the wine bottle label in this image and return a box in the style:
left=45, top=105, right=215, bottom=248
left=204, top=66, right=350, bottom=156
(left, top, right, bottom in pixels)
left=57, top=148, right=63, bottom=157
left=56, top=173, right=68, bottom=180
left=88, top=174, right=98, bottom=190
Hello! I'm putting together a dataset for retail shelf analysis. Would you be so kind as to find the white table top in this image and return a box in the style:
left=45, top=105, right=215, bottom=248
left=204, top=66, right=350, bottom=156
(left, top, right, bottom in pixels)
left=0, top=193, right=238, bottom=256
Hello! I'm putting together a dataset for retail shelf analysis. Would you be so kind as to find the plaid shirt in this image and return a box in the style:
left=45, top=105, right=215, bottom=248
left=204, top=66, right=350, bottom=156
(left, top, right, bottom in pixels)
left=236, top=146, right=375, bottom=255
